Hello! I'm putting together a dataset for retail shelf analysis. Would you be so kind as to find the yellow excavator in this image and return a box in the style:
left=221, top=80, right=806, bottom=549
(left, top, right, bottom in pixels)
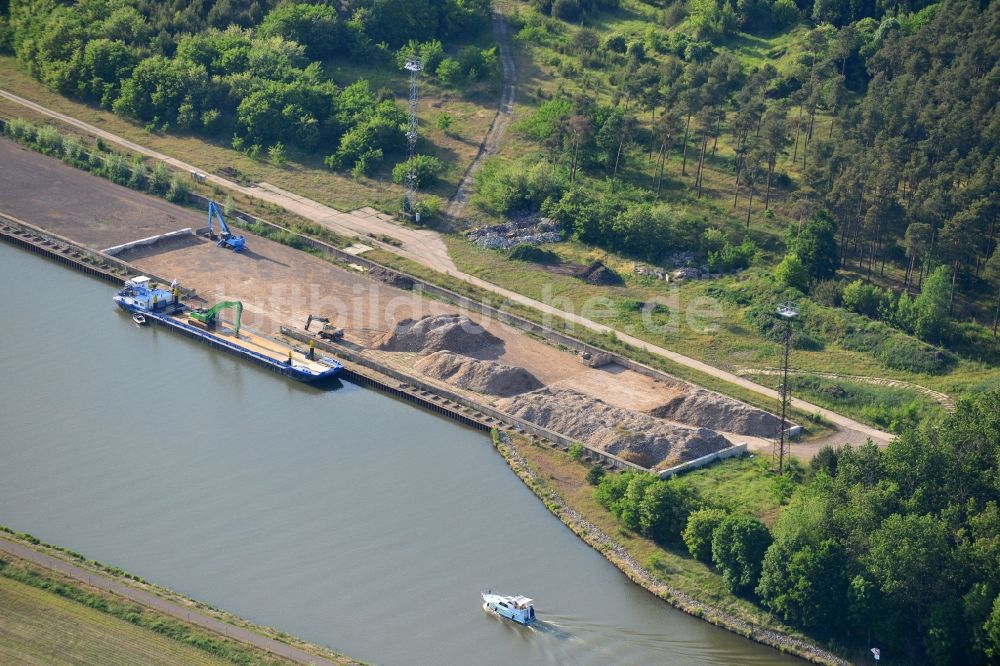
left=189, top=301, right=242, bottom=337
left=305, top=314, right=343, bottom=340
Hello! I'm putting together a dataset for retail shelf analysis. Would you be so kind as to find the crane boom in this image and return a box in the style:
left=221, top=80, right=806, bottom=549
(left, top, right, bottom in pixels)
left=207, top=201, right=246, bottom=252
left=188, top=300, right=243, bottom=337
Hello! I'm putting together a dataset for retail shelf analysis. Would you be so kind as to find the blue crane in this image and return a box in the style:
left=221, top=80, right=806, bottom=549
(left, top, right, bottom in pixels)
left=207, top=201, right=246, bottom=252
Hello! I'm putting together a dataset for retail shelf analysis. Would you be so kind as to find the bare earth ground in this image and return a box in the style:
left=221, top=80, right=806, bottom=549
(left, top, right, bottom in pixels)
left=2, top=135, right=874, bottom=462
left=0, top=92, right=892, bottom=451
left=0, top=139, right=201, bottom=248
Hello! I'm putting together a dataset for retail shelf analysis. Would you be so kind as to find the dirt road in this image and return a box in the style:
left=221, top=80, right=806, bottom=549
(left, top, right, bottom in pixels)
left=0, top=89, right=893, bottom=445
left=0, top=535, right=347, bottom=666
left=444, top=9, right=517, bottom=221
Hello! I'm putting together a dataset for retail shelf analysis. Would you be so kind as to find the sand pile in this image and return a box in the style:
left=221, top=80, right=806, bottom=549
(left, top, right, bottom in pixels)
left=496, top=388, right=730, bottom=469
left=648, top=388, right=782, bottom=437
left=377, top=314, right=504, bottom=354
left=415, top=351, right=542, bottom=397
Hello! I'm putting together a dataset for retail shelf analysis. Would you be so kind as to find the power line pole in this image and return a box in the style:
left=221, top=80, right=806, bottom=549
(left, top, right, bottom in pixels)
left=404, top=58, right=422, bottom=222
left=775, top=301, right=799, bottom=475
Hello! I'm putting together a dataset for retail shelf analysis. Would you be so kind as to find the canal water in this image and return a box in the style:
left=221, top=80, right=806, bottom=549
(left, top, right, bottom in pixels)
left=0, top=243, right=798, bottom=665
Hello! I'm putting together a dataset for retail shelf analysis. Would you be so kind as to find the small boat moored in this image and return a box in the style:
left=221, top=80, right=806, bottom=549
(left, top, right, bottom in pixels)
left=482, top=591, right=536, bottom=625
left=132, top=313, right=147, bottom=326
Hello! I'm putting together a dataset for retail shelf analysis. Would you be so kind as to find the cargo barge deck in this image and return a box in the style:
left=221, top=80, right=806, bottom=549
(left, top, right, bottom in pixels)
left=114, top=276, right=342, bottom=383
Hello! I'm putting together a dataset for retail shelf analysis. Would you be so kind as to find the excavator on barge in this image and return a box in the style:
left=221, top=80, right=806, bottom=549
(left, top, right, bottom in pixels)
left=188, top=300, right=243, bottom=337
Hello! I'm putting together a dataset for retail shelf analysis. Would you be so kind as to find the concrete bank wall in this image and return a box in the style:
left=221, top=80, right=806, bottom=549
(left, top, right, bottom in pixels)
left=657, top=443, right=748, bottom=479
left=280, top=327, right=647, bottom=473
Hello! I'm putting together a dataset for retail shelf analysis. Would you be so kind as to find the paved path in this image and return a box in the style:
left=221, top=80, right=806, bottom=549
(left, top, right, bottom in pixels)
left=0, top=536, right=342, bottom=666
left=0, top=89, right=893, bottom=445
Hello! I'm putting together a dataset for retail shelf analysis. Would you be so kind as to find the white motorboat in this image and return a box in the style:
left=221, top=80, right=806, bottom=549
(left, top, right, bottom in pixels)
left=132, top=312, right=147, bottom=326
left=482, top=591, right=536, bottom=625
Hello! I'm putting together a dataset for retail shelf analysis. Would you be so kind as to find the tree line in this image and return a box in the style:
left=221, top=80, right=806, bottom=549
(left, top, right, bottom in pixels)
left=477, top=0, right=999, bottom=349
left=592, top=389, right=1000, bottom=664
left=1, top=0, right=493, bottom=176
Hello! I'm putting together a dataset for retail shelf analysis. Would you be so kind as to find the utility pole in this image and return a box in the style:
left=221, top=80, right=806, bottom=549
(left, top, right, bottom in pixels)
left=404, top=58, right=423, bottom=222
left=775, top=301, right=799, bottom=475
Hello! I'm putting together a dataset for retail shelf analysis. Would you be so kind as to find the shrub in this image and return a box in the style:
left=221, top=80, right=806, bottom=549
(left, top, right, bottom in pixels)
left=638, top=479, right=699, bottom=545
left=35, top=125, right=65, bottom=155
left=268, top=142, right=287, bottom=167
left=104, top=153, right=131, bottom=184
left=435, top=112, right=454, bottom=133
left=473, top=158, right=568, bottom=216
left=391, top=155, right=444, bottom=188
left=552, top=0, right=581, bottom=21
left=165, top=175, right=188, bottom=202
left=568, top=442, right=585, bottom=461
left=811, top=279, right=843, bottom=307
left=508, top=243, right=559, bottom=264
left=127, top=158, right=147, bottom=190
left=841, top=280, right=889, bottom=318
left=604, top=34, right=627, bottom=53
left=586, top=465, right=606, bottom=485
left=775, top=253, right=810, bottom=291
left=875, top=334, right=952, bottom=375
left=684, top=508, right=728, bottom=563
left=708, top=240, right=756, bottom=273
left=149, top=161, right=170, bottom=195
left=436, top=58, right=462, bottom=85
left=5, top=117, right=37, bottom=143
left=711, top=514, right=773, bottom=596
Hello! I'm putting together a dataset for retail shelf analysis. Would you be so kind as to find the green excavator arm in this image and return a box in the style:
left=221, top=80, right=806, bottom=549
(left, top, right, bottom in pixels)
left=189, top=301, right=243, bottom=337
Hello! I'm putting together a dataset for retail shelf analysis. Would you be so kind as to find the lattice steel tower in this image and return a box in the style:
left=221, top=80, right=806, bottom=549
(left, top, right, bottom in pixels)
left=774, top=301, right=799, bottom=474
left=404, top=58, right=423, bottom=221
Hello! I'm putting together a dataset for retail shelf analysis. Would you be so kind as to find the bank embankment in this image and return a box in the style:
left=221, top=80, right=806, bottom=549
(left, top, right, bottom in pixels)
left=489, top=432, right=849, bottom=666
left=3, top=194, right=832, bottom=665
left=0, top=532, right=359, bottom=666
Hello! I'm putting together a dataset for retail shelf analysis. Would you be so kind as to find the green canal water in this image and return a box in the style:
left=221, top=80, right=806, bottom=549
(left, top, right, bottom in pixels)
left=0, top=242, right=800, bottom=665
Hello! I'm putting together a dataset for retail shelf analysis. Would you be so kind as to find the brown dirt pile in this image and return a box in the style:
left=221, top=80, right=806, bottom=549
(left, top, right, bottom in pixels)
left=415, top=351, right=542, bottom=397
left=580, top=261, right=623, bottom=285
left=647, top=388, right=782, bottom=438
left=496, top=388, right=731, bottom=469
left=377, top=314, right=504, bottom=354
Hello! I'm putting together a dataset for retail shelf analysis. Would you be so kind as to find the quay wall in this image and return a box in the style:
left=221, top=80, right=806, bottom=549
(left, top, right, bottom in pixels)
left=0, top=213, right=641, bottom=471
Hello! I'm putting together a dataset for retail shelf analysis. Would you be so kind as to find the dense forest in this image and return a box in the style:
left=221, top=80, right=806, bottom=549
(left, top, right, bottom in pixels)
left=473, top=0, right=999, bottom=360
left=0, top=0, right=495, bottom=175
left=594, top=389, right=1000, bottom=663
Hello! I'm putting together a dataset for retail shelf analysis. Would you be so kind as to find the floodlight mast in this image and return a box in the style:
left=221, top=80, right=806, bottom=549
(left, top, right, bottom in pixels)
left=404, top=58, right=422, bottom=221
left=775, top=301, right=799, bottom=474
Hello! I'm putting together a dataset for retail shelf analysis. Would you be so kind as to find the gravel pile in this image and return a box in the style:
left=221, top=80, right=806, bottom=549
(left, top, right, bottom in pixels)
left=648, top=388, right=782, bottom=438
left=467, top=217, right=562, bottom=250
left=415, top=351, right=542, bottom=396
left=377, top=314, right=504, bottom=355
left=496, top=388, right=730, bottom=469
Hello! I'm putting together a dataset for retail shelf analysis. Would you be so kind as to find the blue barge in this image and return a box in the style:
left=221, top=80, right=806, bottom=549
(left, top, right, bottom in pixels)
left=114, top=276, right=343, bottom=383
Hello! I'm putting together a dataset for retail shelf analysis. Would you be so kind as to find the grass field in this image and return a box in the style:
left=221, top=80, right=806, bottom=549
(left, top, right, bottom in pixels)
left=0, top=575, right=238, bottom=666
